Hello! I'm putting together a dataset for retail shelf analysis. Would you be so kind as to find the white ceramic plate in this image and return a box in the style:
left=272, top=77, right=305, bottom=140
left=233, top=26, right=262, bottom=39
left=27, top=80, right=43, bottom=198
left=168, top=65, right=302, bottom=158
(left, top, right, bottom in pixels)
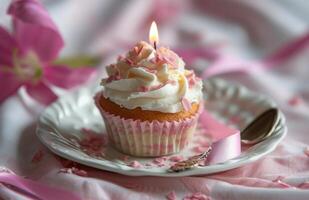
left=36, top=79, right=287, bottom=177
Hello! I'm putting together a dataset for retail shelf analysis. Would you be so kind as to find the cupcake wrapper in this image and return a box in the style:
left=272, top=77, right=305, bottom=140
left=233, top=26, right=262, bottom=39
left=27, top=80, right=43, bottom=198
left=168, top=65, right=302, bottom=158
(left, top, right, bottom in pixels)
left=95, top=93, right=200, bottom=157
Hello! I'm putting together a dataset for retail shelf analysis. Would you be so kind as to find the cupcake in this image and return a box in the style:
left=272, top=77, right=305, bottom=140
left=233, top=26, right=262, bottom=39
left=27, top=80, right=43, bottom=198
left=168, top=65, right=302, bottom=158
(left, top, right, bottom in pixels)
left=95, top=41, right=203, bottom=157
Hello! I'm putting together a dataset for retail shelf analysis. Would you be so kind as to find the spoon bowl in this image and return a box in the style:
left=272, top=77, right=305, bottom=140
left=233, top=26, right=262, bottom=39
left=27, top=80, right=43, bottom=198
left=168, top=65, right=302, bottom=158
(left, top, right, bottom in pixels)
left=241, top=108, right=280, bottom=144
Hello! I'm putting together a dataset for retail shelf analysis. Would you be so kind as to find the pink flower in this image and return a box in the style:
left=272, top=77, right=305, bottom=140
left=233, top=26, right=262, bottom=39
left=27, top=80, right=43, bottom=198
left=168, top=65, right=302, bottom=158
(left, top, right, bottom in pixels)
left=0, top=0, right=96, bottom=105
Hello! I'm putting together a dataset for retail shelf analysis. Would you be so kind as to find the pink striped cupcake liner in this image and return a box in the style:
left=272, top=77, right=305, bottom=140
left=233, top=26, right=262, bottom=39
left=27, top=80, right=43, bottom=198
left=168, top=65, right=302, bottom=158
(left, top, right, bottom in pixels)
left=95, top=93, right=201, bottom=157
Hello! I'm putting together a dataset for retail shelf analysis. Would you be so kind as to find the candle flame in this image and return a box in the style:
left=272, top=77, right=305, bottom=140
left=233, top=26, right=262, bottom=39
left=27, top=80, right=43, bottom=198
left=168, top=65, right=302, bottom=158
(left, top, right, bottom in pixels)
left=149, top=21, right=159, bottom=48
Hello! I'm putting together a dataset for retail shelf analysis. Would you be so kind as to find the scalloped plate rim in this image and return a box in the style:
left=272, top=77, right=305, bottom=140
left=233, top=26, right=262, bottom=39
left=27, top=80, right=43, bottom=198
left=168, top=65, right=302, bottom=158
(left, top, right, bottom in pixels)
left=36, top=79, right=287, bottom=177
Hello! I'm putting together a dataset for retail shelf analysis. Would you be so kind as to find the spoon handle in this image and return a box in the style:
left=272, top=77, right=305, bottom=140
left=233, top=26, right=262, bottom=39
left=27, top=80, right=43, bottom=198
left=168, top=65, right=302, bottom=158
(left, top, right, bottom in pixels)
left=168, top=147, right=212, bottom=172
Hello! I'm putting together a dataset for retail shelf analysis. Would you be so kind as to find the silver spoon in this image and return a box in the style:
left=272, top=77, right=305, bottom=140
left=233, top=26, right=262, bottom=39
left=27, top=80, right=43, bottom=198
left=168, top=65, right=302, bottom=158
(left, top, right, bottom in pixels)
left=169, top=108, right=280, bottom=172
left=241, top=108, right=280, bottom=144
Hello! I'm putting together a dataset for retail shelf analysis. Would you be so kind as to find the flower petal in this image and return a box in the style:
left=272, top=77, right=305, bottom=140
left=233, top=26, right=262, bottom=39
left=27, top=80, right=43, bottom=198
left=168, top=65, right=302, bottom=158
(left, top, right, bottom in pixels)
left=0, top=73, right=22, bottom=104
left=44, top=65, right=97, bottom=89
left=25, top=81, right=57, bottom=105
left=8, top=0, right=64, bottom=62
left=0, top=27, right=18, bottom=66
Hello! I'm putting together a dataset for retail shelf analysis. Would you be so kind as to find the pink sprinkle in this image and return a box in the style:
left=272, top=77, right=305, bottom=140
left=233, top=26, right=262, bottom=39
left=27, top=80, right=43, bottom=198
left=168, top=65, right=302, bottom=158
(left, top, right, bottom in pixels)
left=188, top=78, right=196, bottom=88
left=288, top=96, right=303, bottom=106
left=138, top=86, right=150, bottom=92
left=134, top=46, right=144, bottom=56
left=31, top=149, right=44, bottom=163
left=106, top=74, right=121, bottom=83
left=166, top=191, right=177, bottom=200
left=125, top=58, right=134, bottom=65
left=181, top=97, right=191, bottom=111
left=133, top=46, right=139, bottom=54
left=169, top=155, right=184, bottom=162
left=128, top=161, right=143, bottom=168
left=304, top=147, right=309, bottom=157
left=161, top=156, right=168, bottom=161
left=153, top=157, right=165, bottom=165
left=59, top=167, right=88, bottom=177
left=155, top=54, right=165, bottom=63
left=79, top=128, right=107, bottom=157
left=185, top=70, right=194, bottom=78
left=184, top=192, right=209, bottom=200
left=117, top=55, right=124, bottom=61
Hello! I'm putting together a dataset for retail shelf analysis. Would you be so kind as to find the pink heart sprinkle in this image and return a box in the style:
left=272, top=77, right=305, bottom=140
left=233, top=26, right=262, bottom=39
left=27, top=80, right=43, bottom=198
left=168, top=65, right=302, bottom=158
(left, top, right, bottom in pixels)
left=166, top=191, right=177, bottom=200
left=128, top=161, right=143, bottom=168
left=288, top=96, right=303, bottom=106
left=188, top=78, right=196, bottom=88
left=184, top=192, right=209, bottom=200
left=153, top=157, right=165, bottom=165
left=59, top=167, right=88, bottom=177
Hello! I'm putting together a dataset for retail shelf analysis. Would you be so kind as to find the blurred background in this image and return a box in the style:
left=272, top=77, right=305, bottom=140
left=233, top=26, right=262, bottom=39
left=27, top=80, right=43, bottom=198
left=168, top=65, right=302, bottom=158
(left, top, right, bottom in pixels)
left=1, top=0, right=308, bottom=61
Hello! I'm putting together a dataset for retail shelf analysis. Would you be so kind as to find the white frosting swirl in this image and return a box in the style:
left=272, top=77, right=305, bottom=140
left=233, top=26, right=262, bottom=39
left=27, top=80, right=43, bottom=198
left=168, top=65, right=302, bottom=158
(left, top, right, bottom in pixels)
left=101, top=41, right=203, bottom=113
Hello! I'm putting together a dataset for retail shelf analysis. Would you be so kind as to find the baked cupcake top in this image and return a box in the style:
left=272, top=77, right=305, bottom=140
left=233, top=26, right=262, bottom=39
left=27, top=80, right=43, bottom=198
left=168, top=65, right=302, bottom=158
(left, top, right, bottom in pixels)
left=101, top=41, right=203, bottom=113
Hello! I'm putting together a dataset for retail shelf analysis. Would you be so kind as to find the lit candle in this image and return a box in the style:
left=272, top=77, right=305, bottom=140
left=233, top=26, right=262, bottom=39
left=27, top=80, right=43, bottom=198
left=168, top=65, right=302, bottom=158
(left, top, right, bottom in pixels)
left=149, top=21, right=159, bottom=50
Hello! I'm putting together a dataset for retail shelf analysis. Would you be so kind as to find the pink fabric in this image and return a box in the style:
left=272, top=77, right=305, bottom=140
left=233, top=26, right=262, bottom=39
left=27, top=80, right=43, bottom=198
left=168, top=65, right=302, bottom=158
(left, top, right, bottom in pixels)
left=0, top=172, right=81, bottom=200
left=1, top=0, right=309, bottom=200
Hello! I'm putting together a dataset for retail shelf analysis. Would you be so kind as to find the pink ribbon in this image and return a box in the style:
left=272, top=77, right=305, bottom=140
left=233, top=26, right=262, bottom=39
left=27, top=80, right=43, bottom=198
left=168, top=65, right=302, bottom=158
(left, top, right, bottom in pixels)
left=262, top=33, right=309, bottom=67
left=199, top=110, right=241, bottom=164
left=0, top=172, right=81, bottom=200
